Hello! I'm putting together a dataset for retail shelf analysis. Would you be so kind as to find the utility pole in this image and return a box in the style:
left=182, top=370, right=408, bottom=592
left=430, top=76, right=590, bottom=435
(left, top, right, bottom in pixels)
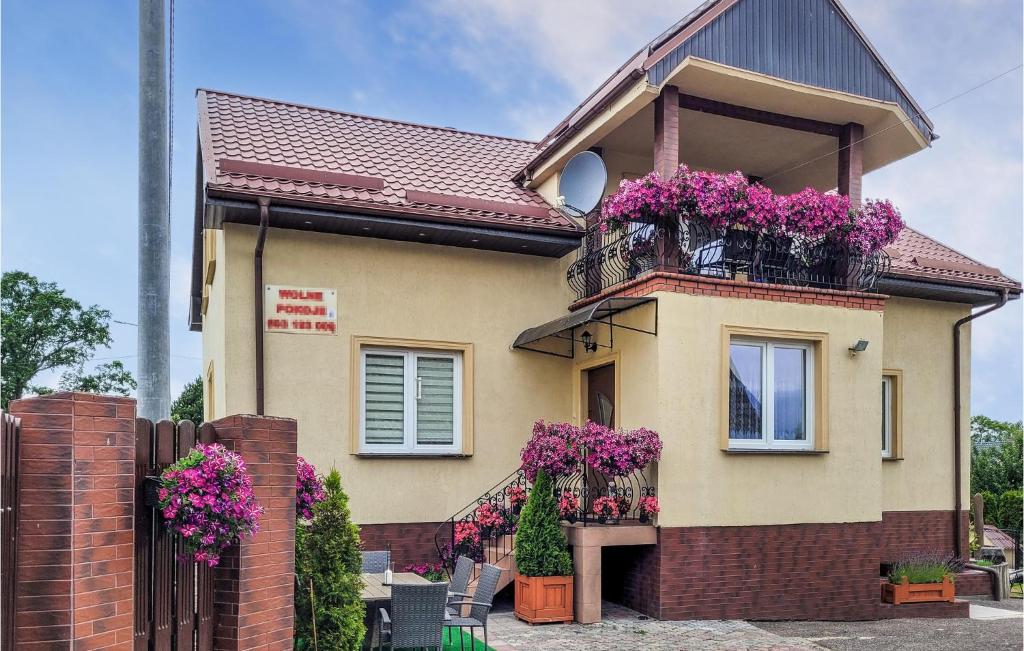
left=137, top=0, right=170, bottom=420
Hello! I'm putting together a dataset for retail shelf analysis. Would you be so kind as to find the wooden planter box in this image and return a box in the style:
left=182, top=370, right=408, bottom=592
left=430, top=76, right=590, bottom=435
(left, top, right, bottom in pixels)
left=882, top=576, right=955, bottom=605
left=514, top=573, right=573, bottom=624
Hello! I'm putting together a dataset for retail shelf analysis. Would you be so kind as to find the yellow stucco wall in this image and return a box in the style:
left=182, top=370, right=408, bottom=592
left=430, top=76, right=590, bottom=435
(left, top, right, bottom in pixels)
left=202, top=225, right=972, bottom=528
left=206, top=224, right=576, bottom=524
left=881, top=297, right=972, bottom=511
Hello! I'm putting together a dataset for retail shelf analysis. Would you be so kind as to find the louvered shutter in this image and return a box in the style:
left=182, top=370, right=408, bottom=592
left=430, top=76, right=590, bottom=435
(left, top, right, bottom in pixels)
left=363, top=353, right=405, bottom=445
left=415, top=355, right=455, bottom=446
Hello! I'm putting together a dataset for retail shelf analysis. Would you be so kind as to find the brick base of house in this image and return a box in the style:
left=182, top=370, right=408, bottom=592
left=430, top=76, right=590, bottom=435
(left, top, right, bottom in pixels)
left=359, top=522, right=444, bottom=569
left=604, top=511, right=968, bottom=622
left=880, top=510, right=968, bottom=562
left=366, top=511, right=970, bottom=620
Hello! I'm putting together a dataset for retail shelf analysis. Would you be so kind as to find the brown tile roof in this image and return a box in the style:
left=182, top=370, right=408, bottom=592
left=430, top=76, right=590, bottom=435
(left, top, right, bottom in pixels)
left=984, top=525, right=1016, bottom=550
left=197, top=89, right=580, bottom=234
left=884, top=228, right=1020, bottom=292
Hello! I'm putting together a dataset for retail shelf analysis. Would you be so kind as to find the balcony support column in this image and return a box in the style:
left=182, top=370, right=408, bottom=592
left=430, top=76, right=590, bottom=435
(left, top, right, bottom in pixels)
left=653, top=85, right=682, bottom=271
left=653, top=85, right=680, bottom=180
left=838, top=122, right=864, bottom=208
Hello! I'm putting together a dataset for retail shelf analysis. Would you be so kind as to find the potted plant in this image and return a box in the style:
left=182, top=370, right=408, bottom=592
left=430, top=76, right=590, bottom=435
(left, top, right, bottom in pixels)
left=592, top=496, right=620, bottom=525
left=508, top=484, right=528, bottom=516
left=156, top=443, right=263, bottom=566
left=637, top=495, right=659, bottom=524
left=558, top=491, right=580, bottom=524
left=514, top=469, right=574, bottom=624
left=882, top=553, right=958, bottom=605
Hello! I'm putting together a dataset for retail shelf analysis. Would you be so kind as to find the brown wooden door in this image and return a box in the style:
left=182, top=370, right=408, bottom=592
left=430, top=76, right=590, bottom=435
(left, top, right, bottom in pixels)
left=586, top=363, right=615, bottom=427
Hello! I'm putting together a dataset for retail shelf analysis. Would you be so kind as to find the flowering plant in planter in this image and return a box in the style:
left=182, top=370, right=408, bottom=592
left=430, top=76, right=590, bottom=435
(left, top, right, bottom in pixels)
left=599, top=172, right=677, bottom=233
left=295, top=456, right=326, bottom=521
left=507, top=485, right=528, bottom=510
left=557, top=491, right=580, bottom=521
left=449, top=520, right=484, bottom=563
left=580, top=421, right=664, bottom=477
left=157, top=443, right=263, bottom=566
left=599, top=165, right=903, bottom=254
left=520, top=420, right=584, bottom=481
left=592, top=496, right=620, bottom=522
left=404, top=562, right=447, bottom=583
left=637, top=495, right=660, bottom=523
left=475, top=502, right=506, bottom=537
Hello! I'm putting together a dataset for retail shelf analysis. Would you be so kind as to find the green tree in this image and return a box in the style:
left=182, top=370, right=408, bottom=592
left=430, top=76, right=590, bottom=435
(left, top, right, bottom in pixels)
left=971, top=416, right=1023, bottom=533
left=59, top=361, right=137, bottom=396
left=171, top=376, right=204, bottom=423
left=295, top=469, right=364, bottom=650
left=514, top=469, right=572, bottom=577
left=971, top=416, right=1023, bottom=496
left=1, top=271, right=113, bottom=407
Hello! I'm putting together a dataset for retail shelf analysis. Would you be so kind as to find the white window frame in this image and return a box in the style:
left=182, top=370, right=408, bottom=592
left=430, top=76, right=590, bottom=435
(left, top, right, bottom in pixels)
left=882, top=375, right=894, bottom=458
left=728, top=339, right=815, bottom=451
left=359, top=347, right=463, bottom=455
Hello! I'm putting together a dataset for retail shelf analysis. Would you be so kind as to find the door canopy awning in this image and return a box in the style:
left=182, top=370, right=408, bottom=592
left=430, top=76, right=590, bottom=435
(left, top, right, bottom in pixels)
left=512, top=297, right=658, bottom=359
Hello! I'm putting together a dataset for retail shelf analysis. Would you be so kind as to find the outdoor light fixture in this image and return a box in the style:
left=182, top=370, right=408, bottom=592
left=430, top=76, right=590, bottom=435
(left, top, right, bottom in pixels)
left=848, top=339, right=869, bottom=356
left=580, top=330, right=598, bottom=353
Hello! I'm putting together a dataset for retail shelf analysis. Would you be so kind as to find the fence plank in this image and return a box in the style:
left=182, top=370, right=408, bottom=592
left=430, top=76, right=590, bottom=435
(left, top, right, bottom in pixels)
left=1, top=412, right=21, bottom=651
left=134, top=418, right=154, bottom=651
left=195, top=423, right=217, bottom=651
left=153, top=420, right=176, bottom=650
left=175, top=421, right=198, bottom=651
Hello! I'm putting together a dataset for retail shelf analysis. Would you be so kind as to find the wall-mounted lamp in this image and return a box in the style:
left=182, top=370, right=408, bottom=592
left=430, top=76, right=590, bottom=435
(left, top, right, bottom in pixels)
left=580, top=330, right=598, bottom=353
left=848, top=339, right=869, bottom=356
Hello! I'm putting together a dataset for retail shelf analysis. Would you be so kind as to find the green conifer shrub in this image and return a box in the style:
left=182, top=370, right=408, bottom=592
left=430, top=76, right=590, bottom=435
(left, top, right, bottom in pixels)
left=295, top=469, right=365, bottom=650
left=514, top=468, right=572, bottom=577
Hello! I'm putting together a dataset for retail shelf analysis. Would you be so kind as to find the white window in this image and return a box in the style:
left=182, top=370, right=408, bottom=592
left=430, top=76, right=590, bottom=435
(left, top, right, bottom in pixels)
left=360, top=348, right=462, bottom=454
left=728, top=340, right=815, bottom=450
left=882, top=375, right=895, bottom=458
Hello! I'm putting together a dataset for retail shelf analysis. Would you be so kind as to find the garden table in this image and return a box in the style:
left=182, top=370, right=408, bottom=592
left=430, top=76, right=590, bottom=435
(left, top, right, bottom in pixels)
left=360, top=572, right=447, bottom=649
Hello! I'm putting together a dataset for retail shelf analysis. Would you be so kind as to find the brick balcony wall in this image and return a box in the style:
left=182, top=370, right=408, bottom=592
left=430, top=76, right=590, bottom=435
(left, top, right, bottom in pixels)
left=570, top=271, right=887, bottom=312
left=10, top=392, right=136, bottom=650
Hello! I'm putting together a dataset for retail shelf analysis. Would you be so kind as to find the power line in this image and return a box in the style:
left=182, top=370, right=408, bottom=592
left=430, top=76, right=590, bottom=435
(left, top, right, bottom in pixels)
left=760, top=63, right=1023, bottom=184
left=111, top=319, right=138, bottom=327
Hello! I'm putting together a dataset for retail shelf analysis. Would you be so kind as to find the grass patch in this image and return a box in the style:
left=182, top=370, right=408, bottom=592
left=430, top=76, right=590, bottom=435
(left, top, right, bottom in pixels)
left=440, top=628, right=493, bottom=651
left=972, top=559, right=995, bottom=567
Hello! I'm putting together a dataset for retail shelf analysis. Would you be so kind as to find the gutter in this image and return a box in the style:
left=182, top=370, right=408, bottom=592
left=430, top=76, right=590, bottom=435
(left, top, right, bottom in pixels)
left=254, top=197, right=270, bottom=415
left=953, top=288, right=1009, bottom=559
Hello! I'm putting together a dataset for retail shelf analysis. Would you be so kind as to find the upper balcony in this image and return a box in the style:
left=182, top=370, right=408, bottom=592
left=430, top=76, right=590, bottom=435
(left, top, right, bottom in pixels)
left=566, top=219, right=890, bottom=303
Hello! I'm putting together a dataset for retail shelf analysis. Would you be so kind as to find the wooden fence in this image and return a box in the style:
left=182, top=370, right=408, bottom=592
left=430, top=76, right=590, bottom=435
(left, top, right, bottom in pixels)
left=133, top=418, right=216, bottom=651
left=1, top=411, right=21, bottom=651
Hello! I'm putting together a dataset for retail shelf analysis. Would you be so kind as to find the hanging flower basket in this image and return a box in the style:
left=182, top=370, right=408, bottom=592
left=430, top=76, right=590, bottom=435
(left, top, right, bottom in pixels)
left=156, top=443, right=263, bottom=566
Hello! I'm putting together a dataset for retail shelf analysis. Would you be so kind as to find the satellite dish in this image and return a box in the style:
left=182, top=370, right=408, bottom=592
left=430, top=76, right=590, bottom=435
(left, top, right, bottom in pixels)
left=558, top=150, right=607, bottom=216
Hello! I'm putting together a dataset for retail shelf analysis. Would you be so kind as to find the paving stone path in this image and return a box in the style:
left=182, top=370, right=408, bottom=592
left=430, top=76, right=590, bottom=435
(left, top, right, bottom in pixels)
left=485, top=602, right=823, bottom=651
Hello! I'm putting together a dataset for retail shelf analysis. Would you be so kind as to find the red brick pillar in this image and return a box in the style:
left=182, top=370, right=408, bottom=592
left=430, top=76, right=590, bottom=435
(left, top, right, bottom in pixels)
left=210, top=415, right=297, bottom=651
left=10, top=392, right=136, bottom=650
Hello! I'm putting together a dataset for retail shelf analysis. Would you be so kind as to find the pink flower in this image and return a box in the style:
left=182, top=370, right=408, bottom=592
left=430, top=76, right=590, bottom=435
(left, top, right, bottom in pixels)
left=638, top=495, right=660, bottom=515
left=295, top=456, right=326, bottom=520
left=158, top=443, right=262, bottom=567
left=592, top=496, right=620, bottom=518
left=507, top=485, right=528, bottom=507
left=558, top=491, right=580, bottom=518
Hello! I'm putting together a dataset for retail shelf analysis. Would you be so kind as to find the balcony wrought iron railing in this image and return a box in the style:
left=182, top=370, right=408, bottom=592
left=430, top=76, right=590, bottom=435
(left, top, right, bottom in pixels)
left=434, top=456, right=658, bottom=579
left=566, top=219, right=891, bottom=301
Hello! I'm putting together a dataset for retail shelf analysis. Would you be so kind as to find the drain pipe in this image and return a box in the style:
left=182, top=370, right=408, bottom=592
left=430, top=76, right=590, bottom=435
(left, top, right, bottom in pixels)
left=254, top=197, right=270, bottom=415
left=953, top=288, right=1008, bottom=559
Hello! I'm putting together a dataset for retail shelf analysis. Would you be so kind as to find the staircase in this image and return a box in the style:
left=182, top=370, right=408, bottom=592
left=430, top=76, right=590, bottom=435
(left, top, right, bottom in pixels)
left=434, top=469, right=528, bottom=595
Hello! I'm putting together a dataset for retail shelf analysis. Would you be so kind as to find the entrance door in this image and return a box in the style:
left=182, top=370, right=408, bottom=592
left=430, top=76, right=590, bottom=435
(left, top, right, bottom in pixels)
left=586, top=363, right=615, bottom=427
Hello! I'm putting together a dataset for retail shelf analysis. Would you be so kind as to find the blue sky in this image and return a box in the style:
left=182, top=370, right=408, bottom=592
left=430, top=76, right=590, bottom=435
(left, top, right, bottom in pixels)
left=2, top=0, right=1021, bottom=421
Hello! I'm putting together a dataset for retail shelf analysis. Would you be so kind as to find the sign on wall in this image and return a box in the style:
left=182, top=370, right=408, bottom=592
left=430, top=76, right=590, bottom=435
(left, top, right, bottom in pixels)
left=265, top=285, right=338, bottom=335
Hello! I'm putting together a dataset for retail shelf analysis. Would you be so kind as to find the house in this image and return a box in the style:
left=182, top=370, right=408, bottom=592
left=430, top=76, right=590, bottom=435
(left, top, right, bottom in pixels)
left=983, top=524, right=1018, bottom=567
left=189, top=0, right=1021, bottom=621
